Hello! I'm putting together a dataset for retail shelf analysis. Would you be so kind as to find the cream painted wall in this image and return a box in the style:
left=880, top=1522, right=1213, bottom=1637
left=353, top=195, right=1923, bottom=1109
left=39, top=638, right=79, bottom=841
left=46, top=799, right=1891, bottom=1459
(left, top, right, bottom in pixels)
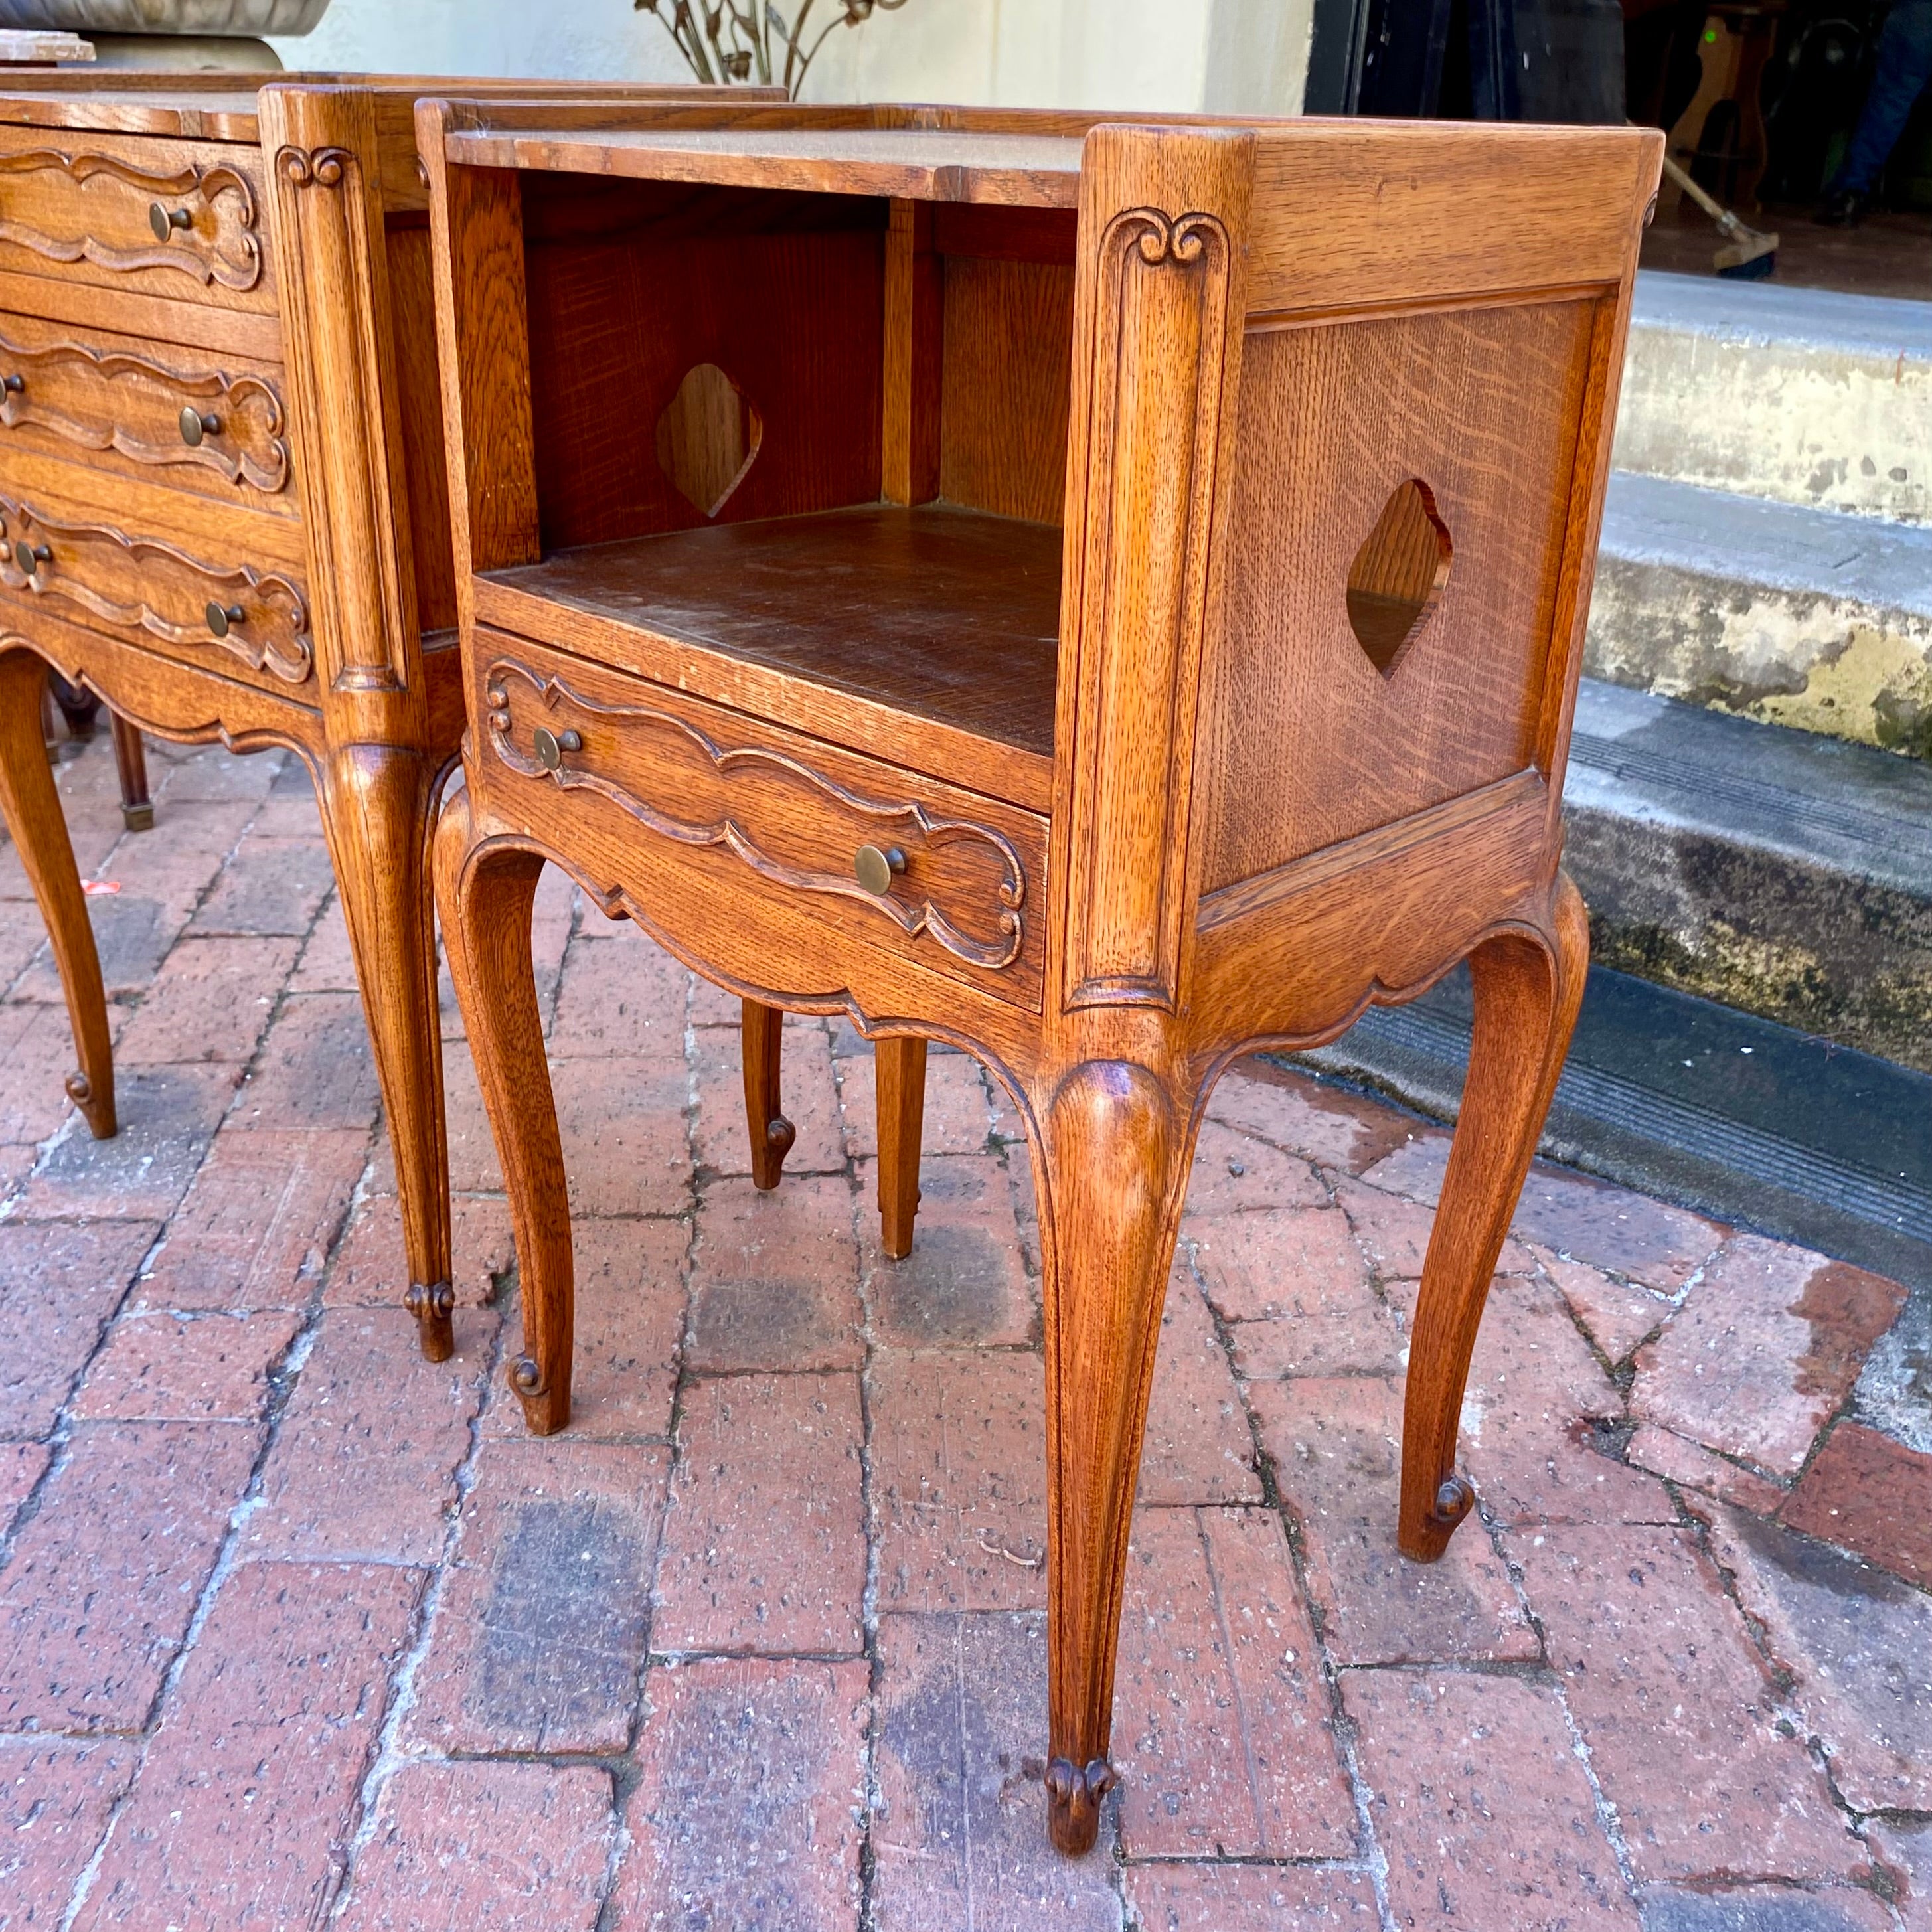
left=272, top=0, right=1313, bottom=114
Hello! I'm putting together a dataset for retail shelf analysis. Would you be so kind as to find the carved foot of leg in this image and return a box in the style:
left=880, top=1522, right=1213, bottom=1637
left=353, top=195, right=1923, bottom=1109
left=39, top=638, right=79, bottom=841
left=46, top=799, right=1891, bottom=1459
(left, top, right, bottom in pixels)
left=64, top=1068, right=114, bottom=1140
left=509, top=1352, right=565, bottom=1435
left=404, top=1278, right=455, bottom=1363
left=1045, top=1757, right=1117, bottom=1856
left=741, top=999, right=793, bottom=1190
left=1398, top=877, right=1587, bottom=1560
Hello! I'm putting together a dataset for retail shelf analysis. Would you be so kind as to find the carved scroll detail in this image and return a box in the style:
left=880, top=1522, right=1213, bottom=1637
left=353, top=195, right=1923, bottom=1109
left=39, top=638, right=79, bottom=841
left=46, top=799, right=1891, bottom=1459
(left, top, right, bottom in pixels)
left=0, top=495, right=311, bottom=684
left=485, top=658, right=1026, bottom=972
left=0, top=149, right=262, bottom=291
left=276, top=145, right=351, bottom=190
left=1063, top=199, right=1238, bottom=1014
left=0, top=329, right=288, bottom=491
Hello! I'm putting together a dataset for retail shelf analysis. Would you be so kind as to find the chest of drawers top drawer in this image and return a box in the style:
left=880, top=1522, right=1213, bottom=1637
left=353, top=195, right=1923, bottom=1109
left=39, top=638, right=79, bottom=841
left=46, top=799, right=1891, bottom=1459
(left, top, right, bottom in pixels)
left=0, top=126, right=273, bottom=315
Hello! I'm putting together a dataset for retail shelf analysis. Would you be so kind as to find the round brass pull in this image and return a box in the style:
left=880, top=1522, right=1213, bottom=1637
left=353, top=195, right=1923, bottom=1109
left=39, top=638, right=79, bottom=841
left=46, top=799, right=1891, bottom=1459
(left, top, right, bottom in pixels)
left=179, top=406, right=219, bottom=446
left=12, top=540, right=47, bottom=575
left=854, top=844, right=906, bottom=896
left=1, top=374, right=22, bottom=394
left=149, top=201, right=193, bottom=241
left=206, top=601, right=244, bottom=637
left=532, top=726, right=582, bottom=771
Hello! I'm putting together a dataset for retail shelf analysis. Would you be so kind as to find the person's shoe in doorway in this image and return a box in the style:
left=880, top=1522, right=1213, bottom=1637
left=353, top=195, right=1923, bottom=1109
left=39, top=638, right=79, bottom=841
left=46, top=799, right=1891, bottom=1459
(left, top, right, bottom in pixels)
left=1814, top=186, right=1871, bottom=225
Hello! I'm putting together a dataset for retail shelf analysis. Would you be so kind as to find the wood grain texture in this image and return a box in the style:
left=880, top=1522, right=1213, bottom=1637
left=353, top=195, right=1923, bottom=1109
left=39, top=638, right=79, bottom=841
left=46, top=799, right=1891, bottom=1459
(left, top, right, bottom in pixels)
left=1245, top=121, right=1661, bottom=316
left=741, top=996, right=795, bottom=1189
left=1400, top=872, right=1589, bottom=1558
left=0, top=309, right=291, bottom=505
left=483, top=505, right=1060, bottom=783
left=1054, top=127, right=1253, bottom=1014
left=434, top=785, right=570, bottom=1428
left=938, top=252, right=1072, bottom=526
left=0, top=642, right=111, bottom=1134
left=476, top=637, right=1048, bottom=1010
left=875, top=1033, right=926, bottom=1257
left=0, top=486, right=313, bottom=685
left=521, top=176, right=882, bottom=550
left=443, top=125, right=1086, bottom=206
left=1198, top=297, right=1598, bottom=892
left=0, top=126, right=274, bottom=313
left=420, top=101, right=1658, bottom=1859
left=109, top=708, right=149, bottom=829
left=881, top=197, right=940, bottom=508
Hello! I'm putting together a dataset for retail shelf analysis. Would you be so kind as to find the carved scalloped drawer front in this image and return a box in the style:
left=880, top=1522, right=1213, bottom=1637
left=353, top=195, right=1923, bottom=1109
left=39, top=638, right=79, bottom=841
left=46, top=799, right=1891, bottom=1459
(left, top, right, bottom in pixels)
left=483, top=649, right=1047, bottom=1010
left=0, top=493, right=311, bottom=688
left=0, top=319, right=289, bottom=498
left=0, top=133, right=270, bottom=308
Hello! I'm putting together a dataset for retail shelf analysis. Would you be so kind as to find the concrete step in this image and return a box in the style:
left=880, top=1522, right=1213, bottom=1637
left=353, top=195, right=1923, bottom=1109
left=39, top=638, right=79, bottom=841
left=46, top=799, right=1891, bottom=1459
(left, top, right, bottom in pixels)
left=1584, top=471, right=1932, bottom=756
left=1558, top=675, right=1932, bottom=1072
left=1615, top=271, right=1932, bottom=526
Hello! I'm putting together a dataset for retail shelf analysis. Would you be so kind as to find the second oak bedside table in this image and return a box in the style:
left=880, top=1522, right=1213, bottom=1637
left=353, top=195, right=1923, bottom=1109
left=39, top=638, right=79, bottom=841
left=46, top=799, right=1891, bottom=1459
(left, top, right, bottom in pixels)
left=421, top=97, right=1661, bottom=1853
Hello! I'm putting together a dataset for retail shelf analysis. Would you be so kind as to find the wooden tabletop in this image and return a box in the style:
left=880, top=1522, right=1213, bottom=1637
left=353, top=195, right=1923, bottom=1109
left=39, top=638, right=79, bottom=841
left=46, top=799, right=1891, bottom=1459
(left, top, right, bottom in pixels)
left=441, top=125, right=1087, bottom=207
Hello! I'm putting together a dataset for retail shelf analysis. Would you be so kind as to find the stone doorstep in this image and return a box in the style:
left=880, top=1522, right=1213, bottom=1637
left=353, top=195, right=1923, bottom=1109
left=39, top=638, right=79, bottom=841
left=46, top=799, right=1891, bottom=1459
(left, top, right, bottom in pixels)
left=1585, top=471, right=1932, bottom=758
left=1562, top=674, right=1932, bottom=1071
left=1616, top=270, right=1932, bottom=527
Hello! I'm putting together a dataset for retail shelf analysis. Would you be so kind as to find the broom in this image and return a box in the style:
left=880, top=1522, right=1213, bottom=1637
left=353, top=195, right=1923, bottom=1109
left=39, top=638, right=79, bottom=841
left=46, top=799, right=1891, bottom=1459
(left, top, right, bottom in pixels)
left=1659, top=151, right=1779, bottom=278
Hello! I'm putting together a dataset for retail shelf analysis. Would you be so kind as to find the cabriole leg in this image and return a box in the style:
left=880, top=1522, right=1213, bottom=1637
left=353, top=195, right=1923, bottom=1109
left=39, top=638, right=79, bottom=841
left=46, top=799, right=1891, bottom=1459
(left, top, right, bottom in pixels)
left=433, top=788, right=572, bottom=1432
left=1400, top=874, right=1590, bottom=1560
left=1033, top=1056, right=1191, bottom=1855
left=317, top=742, right=453, bottom=1362
left=876, top=1034, right=927, bottom=1259
left=0, top=651, right=113, bottom=1137
left=741, top=997, right=795, bottom=1189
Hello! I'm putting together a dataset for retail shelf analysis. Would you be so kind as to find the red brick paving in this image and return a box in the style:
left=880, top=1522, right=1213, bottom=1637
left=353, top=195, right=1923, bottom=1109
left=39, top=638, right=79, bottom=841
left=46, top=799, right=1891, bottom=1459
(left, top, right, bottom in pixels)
left=1633, top=1237, right=1908, bottom=1477
left=70, top=1308, right=304, bottom=1423
left=72, top=1559, right=421, bottom=1931
left=406, top=1437, right=669, bottom=1756
left=653, top=1371, right=866, bottom=1654
left=0, top=1218, right=158, bottom=1434
left=615, top=1656, right=868, bottom=1932
left=335, top=1761, right=615, bottom=1932
left=1250, top=1375, right=1542, bottom=1665
left=0, top=1421, right=260, bottom=1731
left=1, top=729, right=1926, bottom=1930
left=132, top=1125, right=366, bottom=1311
left=872, top=1348, right=1048, bottom=1613
left=0, top=1738, right=137, bottom=1928
left=1345, top=1669, right=1638, bottom=1929
left=1783, top=1421, right=1932, bottom=1592
left=1507, top=1521, right=1863, bottom=1882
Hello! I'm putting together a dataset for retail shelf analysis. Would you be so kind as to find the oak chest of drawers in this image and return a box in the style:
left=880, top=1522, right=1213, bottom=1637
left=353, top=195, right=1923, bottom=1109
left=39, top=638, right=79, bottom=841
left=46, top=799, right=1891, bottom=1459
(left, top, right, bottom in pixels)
left=0, top=74, right=742, bottom=1360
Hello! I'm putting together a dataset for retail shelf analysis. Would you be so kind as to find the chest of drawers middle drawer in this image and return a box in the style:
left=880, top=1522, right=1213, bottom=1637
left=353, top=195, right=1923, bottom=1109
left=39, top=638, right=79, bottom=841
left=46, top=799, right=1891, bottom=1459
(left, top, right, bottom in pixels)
left=0, top=309, right=294, bottom=517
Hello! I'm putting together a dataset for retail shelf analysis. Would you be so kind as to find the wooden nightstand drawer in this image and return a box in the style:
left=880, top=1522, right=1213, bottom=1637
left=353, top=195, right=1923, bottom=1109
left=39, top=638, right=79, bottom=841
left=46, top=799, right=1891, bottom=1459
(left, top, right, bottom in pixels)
left=0, top=309, right=291, bottom=511
left=475, top=631, right=1048, bottom=1010
left=0, top=487, right=311, bottom=692
left=0, top=128, right=273, bottom=314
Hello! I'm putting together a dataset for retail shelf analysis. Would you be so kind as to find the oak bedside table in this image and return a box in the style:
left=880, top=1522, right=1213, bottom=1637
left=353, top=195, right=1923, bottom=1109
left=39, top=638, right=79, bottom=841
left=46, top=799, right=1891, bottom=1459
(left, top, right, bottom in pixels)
left=421, top=97, right=1661, bottom=1852
left=0, top=74, right=758, bottom=1363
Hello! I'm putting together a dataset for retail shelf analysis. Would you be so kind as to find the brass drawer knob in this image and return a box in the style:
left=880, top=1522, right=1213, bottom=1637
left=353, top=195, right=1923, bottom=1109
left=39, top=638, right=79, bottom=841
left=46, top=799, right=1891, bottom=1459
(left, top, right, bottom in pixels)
left=12, top=540, right=48, bottom=575
left=206, top=601, right=245, bottom=637
left=532, top=726, right=582, bottom=771
left=149, top=201, right=193, bottom=241
left=854, top=844, right=906, bottom=896
left=179, top=406, right=220, bottom=447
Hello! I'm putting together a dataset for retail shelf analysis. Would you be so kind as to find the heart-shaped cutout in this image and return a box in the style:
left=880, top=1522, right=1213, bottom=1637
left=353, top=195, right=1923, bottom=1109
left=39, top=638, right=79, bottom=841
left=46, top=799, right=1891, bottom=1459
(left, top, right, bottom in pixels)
left=655, top=362, right=763, bottom=519
left=1346, top=477, right=1453, bottom=678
